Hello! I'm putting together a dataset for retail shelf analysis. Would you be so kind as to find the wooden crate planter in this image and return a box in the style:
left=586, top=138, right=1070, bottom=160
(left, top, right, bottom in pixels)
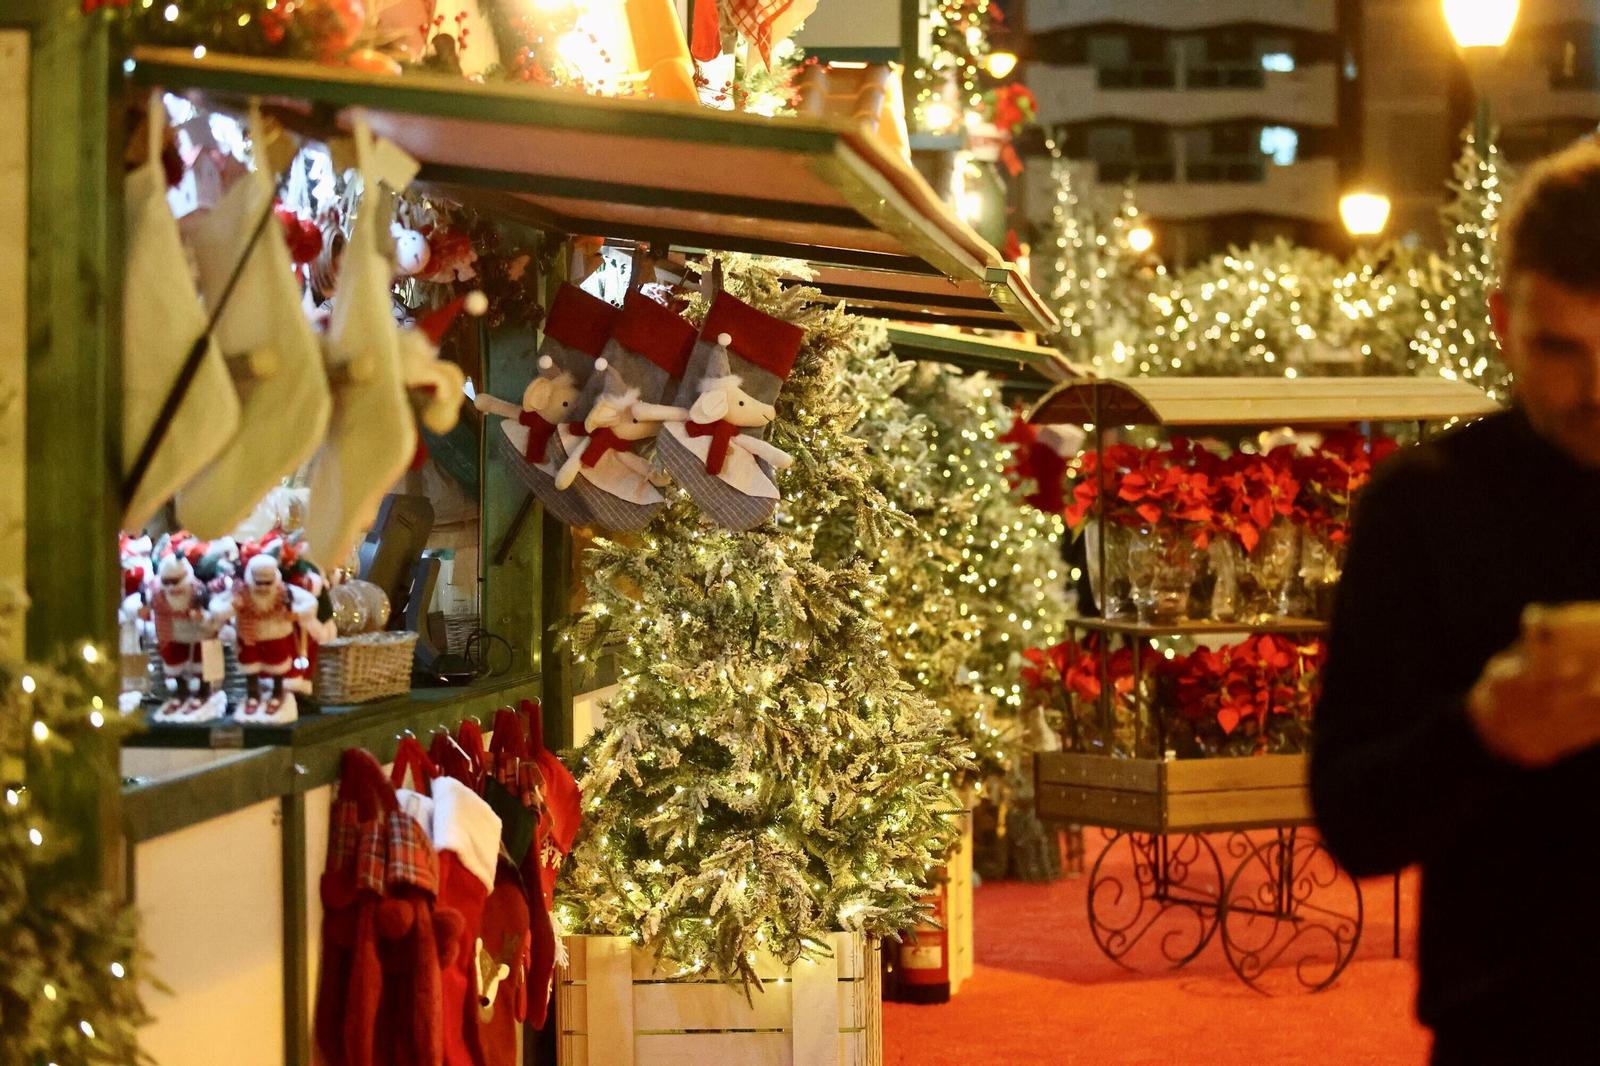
left=557, top=932, right=882, bottom=1066
left=1035, top=752, right=1312, bottom=833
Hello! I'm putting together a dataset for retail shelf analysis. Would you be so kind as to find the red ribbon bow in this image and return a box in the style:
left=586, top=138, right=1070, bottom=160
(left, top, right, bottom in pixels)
left=578, top=425, right=633, bottom=468
left=687, top=419, right=743, bottom=476
left=518, top=410, right=558, bottom=464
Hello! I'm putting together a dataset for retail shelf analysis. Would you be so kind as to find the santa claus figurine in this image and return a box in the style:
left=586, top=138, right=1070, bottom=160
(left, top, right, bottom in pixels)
left=146, top=554, right=228, bottom=722
left=211, top=553, right=319, bottom=724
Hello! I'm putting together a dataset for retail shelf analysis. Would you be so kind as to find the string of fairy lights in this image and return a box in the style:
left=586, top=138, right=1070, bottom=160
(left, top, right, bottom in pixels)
left=910, top=0, right=993, bottom=132
left=1036, top=127, right=1514, bottom=394
left=4, top=641, right=151, bottom=1065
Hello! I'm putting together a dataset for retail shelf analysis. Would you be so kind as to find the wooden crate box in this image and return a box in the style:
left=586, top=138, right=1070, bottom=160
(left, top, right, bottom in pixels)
left=1035, top=752, right=1312, bottom=833
left=558, top=932, right=882, bottom=1066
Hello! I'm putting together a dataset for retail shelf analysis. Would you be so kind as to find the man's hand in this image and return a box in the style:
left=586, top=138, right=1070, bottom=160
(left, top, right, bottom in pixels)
left=1469, top=645, right=1600, bottom=768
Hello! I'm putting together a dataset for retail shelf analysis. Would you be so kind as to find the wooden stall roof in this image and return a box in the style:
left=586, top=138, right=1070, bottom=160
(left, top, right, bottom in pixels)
left=886, top=324, right=1082, bottom=393
left=1029, top=375, right=1502, bottom=428
left=129, top=48, right=1056, bottom=333
left=794, top=263, right=1057, bottom=334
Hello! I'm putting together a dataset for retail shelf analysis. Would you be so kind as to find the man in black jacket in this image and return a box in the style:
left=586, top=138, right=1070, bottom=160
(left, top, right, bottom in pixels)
left=1313, top=139, right=1600, bottom=1064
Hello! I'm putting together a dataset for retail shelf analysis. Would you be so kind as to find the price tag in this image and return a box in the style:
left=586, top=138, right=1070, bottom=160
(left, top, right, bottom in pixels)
left=200, top=639, right=226, bottom=683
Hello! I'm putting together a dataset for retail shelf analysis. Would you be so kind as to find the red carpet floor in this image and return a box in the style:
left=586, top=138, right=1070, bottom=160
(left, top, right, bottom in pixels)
left=884, top=835, right=1428, bottom=1065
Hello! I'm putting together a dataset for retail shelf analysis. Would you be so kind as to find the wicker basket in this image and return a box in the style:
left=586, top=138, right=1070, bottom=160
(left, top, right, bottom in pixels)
left=315, top=631, right=418, bottom=704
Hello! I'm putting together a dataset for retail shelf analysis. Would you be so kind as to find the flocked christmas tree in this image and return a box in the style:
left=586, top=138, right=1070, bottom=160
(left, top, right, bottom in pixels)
left=0, top=589, right=153, bottom=1065
left=833, top=324, right=1006, bottom=783
left=1034, top=150, right=1157, bottom=372
left=1410, top=127, right=1516, bottom=400
left=562, top=259, right=966, bottom=984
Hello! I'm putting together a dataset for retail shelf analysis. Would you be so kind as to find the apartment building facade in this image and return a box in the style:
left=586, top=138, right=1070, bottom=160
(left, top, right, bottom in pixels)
left=1020, top=0, right=1356, bottom=266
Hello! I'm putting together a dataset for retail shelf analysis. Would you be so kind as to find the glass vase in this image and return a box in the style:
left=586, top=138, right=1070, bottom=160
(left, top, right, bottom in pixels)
left=1298, top=528, right=1345, bottom=620
left=1127, top=526, right=1199, bottom=626
left=1085, top=519, right=1135, bottom=619
left=1242, top=518, right=1300, bottom=621
left=1207, top=538, right=1243, bottom=622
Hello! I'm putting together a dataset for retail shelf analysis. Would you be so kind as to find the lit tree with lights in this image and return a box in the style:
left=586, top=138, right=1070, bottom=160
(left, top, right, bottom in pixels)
left=1408, top=128, right=1515, bottom=400
left=896, top=364, right=1071, bottom=728
left=909, top=0, right=994, bottom=131
left=832, top=324, right=1010, bottom=783
left=0, top=605, right=153, bottom=1066
left=1033, top=150, right=1158, bottom=371
left=562, top=260, right=966, bottom=984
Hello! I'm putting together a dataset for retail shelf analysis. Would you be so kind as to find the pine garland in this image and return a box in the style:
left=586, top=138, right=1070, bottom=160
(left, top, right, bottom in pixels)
left=0, top=593, right=154, bottom=1066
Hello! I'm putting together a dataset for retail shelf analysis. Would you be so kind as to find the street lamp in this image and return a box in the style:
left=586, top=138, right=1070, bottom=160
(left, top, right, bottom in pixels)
left=1443, top=0, right=1520, bottom=147
left=1340, top=191, right=1392, bottom=239
left=984, top=51, right=1019, bottom=80
left=1442, top=0, right=1519, bottom=49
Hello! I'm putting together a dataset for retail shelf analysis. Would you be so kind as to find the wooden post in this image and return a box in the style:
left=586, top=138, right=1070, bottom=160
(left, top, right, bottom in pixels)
left=10, top=0, right=121, bottom=890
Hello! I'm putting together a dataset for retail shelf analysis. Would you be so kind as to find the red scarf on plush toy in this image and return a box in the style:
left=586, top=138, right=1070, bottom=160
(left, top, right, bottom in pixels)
left=687, top=418, right=743, bottom=476
left=517, top=410, right=559, bottom=464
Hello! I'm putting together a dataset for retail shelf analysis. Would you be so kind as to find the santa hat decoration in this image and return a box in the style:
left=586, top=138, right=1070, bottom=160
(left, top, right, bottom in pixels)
left=486, top=285, right=623, bottom=528
left=998, top=416, right=1081, bottom=516
left=400, top=291, right=486, bottom=443
left=657, top=290, right=804, bottom=530
left=556, top=288, right=697, bottom=532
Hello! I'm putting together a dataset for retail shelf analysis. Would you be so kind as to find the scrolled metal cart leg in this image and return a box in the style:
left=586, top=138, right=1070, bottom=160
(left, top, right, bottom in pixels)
left=1218, top=829, right=1364, bottom=995
left=1086, top=831, right=1224, bottom=972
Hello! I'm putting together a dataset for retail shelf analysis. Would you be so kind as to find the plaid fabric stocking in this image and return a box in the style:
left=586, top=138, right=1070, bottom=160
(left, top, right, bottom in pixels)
left=656, top=291, right=803, bottom=530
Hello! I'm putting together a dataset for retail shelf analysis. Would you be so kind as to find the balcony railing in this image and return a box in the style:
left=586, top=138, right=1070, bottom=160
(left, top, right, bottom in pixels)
left=1098, top=65, right=1179, bottom=89
left=1186, top=65, right=1269, bottom=90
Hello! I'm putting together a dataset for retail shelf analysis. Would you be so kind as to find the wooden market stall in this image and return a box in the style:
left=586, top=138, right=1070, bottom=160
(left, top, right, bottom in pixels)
left=57, top=43, right=1060, bottom=1066
left=1027, top=375, right=1499, bottom=994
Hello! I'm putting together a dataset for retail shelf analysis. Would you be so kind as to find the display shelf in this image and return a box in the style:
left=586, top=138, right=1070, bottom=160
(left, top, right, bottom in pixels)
left=122, top=747, right=293, bottom=844
left=1065, top=615, right=1329, bottom=638
left=123, top=671, right=538, bottom=751
left=1029, top=375, right=1502, bottom=428
left=129, top=47, right=1057, bottom=334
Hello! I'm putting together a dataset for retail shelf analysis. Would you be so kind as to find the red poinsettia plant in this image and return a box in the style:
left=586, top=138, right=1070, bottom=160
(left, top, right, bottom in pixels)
left=1155, top=634, right=1325, bottom=756
left=1292, top=430, right=1399, bottom=545
left=1021, top=634, right=1139, bottom=752
left=1203, top=445, right=1301, bottom=553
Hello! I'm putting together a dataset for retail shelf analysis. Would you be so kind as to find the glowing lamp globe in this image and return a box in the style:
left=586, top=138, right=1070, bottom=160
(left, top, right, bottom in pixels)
left=1340, top=191, right=1392, bottom=238
left=1127, top=225, right=1155, bottom=254
left=1443, top=0, right=1519, bottom=49
left=984, top=51, right=1019, bottom=79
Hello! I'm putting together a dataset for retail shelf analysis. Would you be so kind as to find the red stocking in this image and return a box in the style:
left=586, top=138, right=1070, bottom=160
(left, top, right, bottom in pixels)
left=432, top=775, right=501, bottom=1066
left=474, top=859, right=532, bottom=1066
left=315, top=749, right=395, bottom=1066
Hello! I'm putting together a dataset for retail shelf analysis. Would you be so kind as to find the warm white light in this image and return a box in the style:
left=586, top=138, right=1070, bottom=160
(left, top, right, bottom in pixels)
left=1340, top=191, right=1392, bottom=237
left=923, top=100, right=956, bottom=132
left=1127, top=225, right=1155, bottom=254
left=984, top=51, right=1019, bottom=79
left=1443, top=0, right=1519, bottom=49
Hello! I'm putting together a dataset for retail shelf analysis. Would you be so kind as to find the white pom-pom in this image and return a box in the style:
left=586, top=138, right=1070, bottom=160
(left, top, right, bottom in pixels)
left=538, top=355, right=554, bottom=371
left=717, top=332, right=733, bottom=348
left=464, top=290, right=489, bottom=317
left=594, top=357, right=609, bottom=372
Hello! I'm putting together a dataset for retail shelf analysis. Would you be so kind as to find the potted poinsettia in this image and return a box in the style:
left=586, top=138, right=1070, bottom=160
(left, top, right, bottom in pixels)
left=1021, top=635, right=1138, bottom=755
left=1156, top=634, right=1325, bottom=757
